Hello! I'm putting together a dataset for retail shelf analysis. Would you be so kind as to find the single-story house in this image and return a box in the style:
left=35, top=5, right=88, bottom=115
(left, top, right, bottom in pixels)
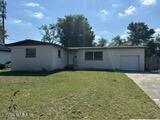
left=0, top=44, right=11, bottom=64
left=7, top=39, right=145, bottom=71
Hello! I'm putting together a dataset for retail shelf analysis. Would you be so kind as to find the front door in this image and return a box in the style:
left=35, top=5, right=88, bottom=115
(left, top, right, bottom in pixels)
left=69, top=52, right=77, bottom=66
left=73, top=55, right=77, bottom=66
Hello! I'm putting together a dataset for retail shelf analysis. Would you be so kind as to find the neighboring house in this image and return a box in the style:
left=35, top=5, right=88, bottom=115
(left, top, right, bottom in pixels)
left=7, top=39, right=145, bottom=71
left=0, top=44, right=11, bottom=64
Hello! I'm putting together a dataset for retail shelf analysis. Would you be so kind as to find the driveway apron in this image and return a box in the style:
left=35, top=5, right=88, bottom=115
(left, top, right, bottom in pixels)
left=126, top=73, right=160, bottom=107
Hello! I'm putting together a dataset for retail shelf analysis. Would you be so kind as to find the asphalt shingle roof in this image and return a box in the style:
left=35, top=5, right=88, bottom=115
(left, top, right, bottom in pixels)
left=6, top=39, right=146, bottom=50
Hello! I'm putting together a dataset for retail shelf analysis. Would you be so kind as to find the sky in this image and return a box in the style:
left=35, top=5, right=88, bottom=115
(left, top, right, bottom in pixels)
left=6, top=0, right=160, bottom=43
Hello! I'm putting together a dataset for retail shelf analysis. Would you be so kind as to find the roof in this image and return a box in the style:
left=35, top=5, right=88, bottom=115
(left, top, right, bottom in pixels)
left=67, top=46, right=146, bottom=50
left=0, top=44, right=11, bottom=52
left=6, top=39, right=63, bottom=48
left=6, top=39, right=146, bottom=50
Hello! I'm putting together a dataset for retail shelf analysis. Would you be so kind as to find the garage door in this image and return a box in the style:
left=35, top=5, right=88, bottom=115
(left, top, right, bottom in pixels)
left=120, top=55, right=139, bottom=71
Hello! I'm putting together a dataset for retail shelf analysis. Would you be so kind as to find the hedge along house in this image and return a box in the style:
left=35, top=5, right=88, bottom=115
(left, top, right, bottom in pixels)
left=7, top=39, right=145, bottom=71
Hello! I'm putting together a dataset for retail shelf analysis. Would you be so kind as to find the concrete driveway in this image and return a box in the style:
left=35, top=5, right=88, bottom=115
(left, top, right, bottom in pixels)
left=126, top=73, right=160, bottom=107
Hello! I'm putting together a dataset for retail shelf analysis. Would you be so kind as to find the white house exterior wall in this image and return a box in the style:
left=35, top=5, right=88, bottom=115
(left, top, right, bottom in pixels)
left=11, top=45, right=67, bottom=71
left=76, top=48, right=145, bottom=71
left=10, top=44, right=145, bottom=71
left=51, top=47, right=67, bottom=70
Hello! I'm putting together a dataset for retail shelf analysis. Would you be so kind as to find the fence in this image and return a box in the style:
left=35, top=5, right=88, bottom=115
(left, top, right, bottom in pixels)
left=145, top=56, right=160, bottom=72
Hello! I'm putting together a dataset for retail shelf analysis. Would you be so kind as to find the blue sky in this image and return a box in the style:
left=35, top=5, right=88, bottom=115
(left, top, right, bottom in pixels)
left=6, top=0, right=160, bottom=43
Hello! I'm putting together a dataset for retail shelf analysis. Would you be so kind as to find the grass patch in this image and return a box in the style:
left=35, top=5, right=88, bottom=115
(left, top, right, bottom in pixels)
left=0, top=70, right=160, bottom=119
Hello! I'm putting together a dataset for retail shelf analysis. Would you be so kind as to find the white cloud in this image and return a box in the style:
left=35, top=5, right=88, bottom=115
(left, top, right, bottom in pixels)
left=154, top=28, right=160, bottom=36
left=120, top=34, right=128, bottom=40
left=97, top=9, right=109, bottom=21
left=25, top=2, right=40, bottom=7
left=139, top=0, right=156, bottom=5
left=10, top=19, right=33, bottom=27
left=118, top=6, right=136, bottom=17
left=13, top=20, right=22, bottom=24
left=95, top=35, right=101, bottom=40
left=25, top=2, right=45, bottom=10
left=25, top=10, right=45, bottom=19
left=155, top=28, right=160, bottom=33
left=100, top=10, right=109, bottom=16
left=31, top=12, right=44, bottom=19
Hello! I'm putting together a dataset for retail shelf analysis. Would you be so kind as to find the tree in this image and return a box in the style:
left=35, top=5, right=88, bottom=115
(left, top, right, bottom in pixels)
left=97, top=38, right=108, bottom=47
left=146, top=34, right=160, bottom=57
left=39, top=24, right=58, bottom=43
left=0, top=26, right=7, bottom=43
left=146, top=39, right=157, bottom=57
left=0, top=0, right=7, bottom=44
left=155, top=34, right=160, bottom=43
left=92, top=41, right=98, bottom=47
left=110, top=35, right=123, bottom=46
left=127, top=22, right=155, bottom=45
left=56, top=15, right=95, bottom=47
left=155, top=34, right=160, bottom=56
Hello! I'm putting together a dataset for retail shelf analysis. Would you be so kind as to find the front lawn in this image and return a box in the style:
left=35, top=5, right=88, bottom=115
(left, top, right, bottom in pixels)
left=0, top=70, right=160, bottom=119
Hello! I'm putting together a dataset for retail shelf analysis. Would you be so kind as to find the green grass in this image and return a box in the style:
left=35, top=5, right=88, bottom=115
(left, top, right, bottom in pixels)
left=0, top=70, right=160, bottom=120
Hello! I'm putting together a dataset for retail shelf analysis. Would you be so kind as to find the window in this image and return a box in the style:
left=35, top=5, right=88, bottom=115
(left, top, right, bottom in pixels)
left=94, top=52, right=103, bottom=60
left=85, top=52, right=93, bottom=60
left=58, top=50, right=61, bottom=58
left=85, top=51, right=103, bottom=61
left=26, top=48, right=36, bottom=58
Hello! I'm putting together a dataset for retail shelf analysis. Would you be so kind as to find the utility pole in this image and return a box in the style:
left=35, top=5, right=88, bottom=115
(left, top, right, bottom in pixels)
left=0, top=0, right=6, bottom=44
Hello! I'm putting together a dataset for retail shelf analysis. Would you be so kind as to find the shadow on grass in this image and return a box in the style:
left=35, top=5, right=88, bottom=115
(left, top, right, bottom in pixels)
left=0, top=68, right=123, bottom=77
left=0, top=70, right=62, bottom=77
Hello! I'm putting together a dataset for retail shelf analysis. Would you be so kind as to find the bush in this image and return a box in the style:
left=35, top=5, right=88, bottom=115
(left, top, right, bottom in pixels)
left=5, top=61, right=11, bottom=68
left=0, top=64, right=6, bottom=69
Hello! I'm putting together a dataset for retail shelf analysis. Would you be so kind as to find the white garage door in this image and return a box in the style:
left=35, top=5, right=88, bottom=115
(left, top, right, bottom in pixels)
left=120, top=55, right=139, bottom=71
